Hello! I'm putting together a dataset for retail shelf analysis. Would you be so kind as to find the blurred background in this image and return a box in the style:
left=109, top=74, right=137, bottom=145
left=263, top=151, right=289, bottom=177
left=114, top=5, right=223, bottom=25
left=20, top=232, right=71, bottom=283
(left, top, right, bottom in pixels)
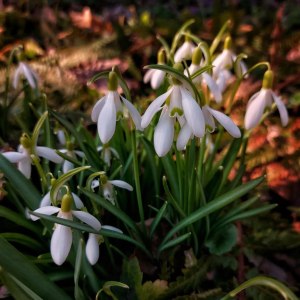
left=0, top=0, right=300, bottom=295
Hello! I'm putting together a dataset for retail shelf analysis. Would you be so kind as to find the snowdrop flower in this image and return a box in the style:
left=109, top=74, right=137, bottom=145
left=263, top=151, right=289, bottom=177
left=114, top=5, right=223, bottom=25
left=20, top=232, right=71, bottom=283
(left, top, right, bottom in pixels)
left=97, top=144, right=119, bottom=167
left=58, top=142, right=85, bottom=173
left=143, top=49, right=166, bottom=89
left=91, top=71, right=142, bottom=144
left=2, top=134, right=63, bottom=178
left=185, top=46, right=222, bottom=103
left=141, top=64, right=205, bottom=156
left=91, top=173, right=133, bottom=205
left=212, top=36, right=247, bottom=78
left=86, top=225, right=122, bottom=265
left=244, top=70, right=289, bottom=130
left=30, top=193, right=101, bottom=265
left=13, top=62, right=38, bottom=89
left=202, top=105, right=241, bottom=138
left=174, top=36, right=196, bottom=63
left=39, top=179, right=84, bottom=209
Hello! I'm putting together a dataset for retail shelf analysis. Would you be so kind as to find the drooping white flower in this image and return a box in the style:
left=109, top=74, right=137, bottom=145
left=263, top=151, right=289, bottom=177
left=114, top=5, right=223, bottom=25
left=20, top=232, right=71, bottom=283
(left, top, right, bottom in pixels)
left=97, top=145, right=119, bottom=167
left=244, top=71, right=288, bottom=130
left=86, top=225, right=122, bottom=265
left=2, top=134, right=63, bottom=178
left=143, top=69, right=166, bottom=89
left=91, top=175, right=133, bottom=205
left=30, top=193, right=101, bottom=266
left=141, top=82, right=205, bottom=156
left=202, top=105, right=241, bottom=138
left=174, top=39, right=196, bottom=63
left=13, top=62, right=38, bottom=89
left=58, top=147, right=85, bottom=174
left=212, top=36, right=247, bottom=79
left=91, top=71, right=142, bottom=144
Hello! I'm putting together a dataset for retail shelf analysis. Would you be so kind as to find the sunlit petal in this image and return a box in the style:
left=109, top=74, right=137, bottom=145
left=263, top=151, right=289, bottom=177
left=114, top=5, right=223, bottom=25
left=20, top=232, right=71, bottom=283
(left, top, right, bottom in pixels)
left=154, top=109, right=175, bottom=157
left=176, top=123, right=193, bottom=150
left=202, top=73, right=222, bottom=103
left=143, top=69, right=155, bottom=83
left=151, top=70, right=165, bottom=89
left=271, top=92, right=289, bottom=127
left=72, top=210, right=101, bottom=231
left=141, top=88, right=173, bottom=128
left=174, top=41, right=195, bottom=63
left=202, top=105, right=216, bottom=132
left=244, top=90, right=267, bottom=130
left=91, top=96, right=106, bottom=122
left=98, top=91, right=116, bottom=144
left=21, top=63, right=38, bottom=89
left=207, top=106, right=241, bottom=138
left=121, top=96, right=143, bottom=131
left=181, top=88, right=205, bottom=137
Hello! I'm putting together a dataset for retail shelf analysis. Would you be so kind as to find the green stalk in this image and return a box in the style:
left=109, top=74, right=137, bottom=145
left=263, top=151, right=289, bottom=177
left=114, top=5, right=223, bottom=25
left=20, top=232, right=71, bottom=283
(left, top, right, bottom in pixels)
left=31, top=154, right=47, bottom=193
left=131, top=131, right=145, bottom=232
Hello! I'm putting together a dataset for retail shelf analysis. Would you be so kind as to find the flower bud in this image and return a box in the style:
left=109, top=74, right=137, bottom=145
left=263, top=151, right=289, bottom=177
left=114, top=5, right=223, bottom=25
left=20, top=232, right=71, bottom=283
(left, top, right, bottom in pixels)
left=20, top=134, right=32, bottom=149
left=191, top=46, right=202, bottom=65
left=157, top=49, right=166, bottom=64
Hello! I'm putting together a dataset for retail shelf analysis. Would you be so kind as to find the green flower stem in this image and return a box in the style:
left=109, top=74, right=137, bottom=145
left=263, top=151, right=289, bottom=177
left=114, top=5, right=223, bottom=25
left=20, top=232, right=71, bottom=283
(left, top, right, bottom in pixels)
left=220, top=276, right=298, bottom=300
left=131, top=131, right=145, bottom=232
left=31, top=154, right=48, bottom=193
left=175, top=148, right=183, bottom=208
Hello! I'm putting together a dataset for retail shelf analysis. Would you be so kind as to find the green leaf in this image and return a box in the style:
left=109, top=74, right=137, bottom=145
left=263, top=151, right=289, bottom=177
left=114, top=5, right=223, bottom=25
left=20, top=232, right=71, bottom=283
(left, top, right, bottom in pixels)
left=31, top=111, right=48, bottom=148
left=150, top=201, right=168, bottom=239
left=205, top=224, right=237, bottom=255
left=74, top=239, right=84, bottom=300
left=0, top=237, right=71, bottom=300
left=0, top=271, right=43, bottom=300
left=158, top=232, right=191, bottom=254
left=161, top=176, right=264, bottom=244
left=0, top=233, right=43, bottom=250
left=0, top=205, right=41, bottom=234
left=0, top=154, right=41, bottom=210
left=50, top=166, right=91, bottom=203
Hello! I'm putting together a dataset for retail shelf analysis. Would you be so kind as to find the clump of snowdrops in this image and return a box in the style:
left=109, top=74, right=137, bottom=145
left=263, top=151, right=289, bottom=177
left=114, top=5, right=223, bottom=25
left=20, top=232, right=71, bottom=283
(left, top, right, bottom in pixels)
left=0, top=20, right=296, bottom=300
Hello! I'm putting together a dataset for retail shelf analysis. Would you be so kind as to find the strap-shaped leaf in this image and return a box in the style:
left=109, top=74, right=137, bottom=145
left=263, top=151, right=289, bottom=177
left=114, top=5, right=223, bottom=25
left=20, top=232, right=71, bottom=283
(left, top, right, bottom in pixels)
left=0, top=237, right=71, bottom=300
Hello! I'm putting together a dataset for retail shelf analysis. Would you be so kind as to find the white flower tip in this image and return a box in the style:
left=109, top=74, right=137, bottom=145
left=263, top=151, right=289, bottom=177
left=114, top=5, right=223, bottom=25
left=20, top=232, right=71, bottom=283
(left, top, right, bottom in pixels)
left=29, top=212, right=39, bottom=221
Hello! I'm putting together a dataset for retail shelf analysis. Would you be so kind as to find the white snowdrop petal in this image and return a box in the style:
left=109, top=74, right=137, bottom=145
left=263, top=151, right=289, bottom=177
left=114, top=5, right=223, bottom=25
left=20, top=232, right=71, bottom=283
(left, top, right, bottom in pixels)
left=21, top=63, right=37, bottom=89
left=63, top=160, right=74, bottom=174
left=50, top=224, right=72, bottom=265
left=40, top=192, right=51, bottom=208
left=272, top=92, right=289, bottom=127
left=2, top=152, right=26, bottom=163
left=202, top=105, right=216, bottom=132
left=74, top=150, right=85, bottom=158
left=91, top=96, right=106, bottom=122
left=176, top=123, right=193, bottom=150
left=151, top=70, right=165, bottom=89
left=18, top=159, right=31, bottom=178
left=244, top=90, right=267, bottom=130
left=143, top=69, right=155, bottom=83
left=181, top=88, right=205, bottom=137
left=72, top=210, right=101, bottom=231
left=30, top=206, right=60, bottom=221
left=154, top=109, right=174, bottom=157
left=102, top=225, right=123, bottom=234
left=202, top=73, right=222, bottom=103
left=35, top=146, right=63, bottom=164
left=13, top=66, right=21, bottom=89
left=86, top=233, right=99, bottom=265
left=207, top=107, right=241, bottom=138
left=109, top=180, right=133, bottom=191
left=98, top=91, right=116, bottom=144
left=121, top=96, right=143, bottom=131
left=71, top=193, right=84, bottom=209
left=91, top=179, right=99, bottom=190
left=141, top=88, right=173, bottom=128
left=174, top=41, right=195, bottom=63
